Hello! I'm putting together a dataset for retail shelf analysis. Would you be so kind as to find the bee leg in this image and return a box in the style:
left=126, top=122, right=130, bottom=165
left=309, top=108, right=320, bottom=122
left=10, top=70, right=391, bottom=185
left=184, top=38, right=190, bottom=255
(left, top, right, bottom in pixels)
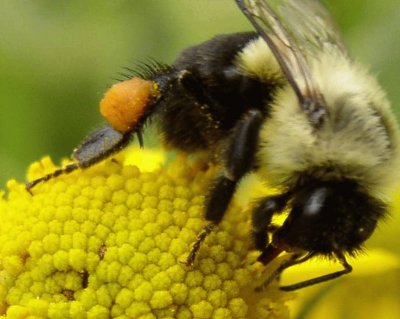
left=25, top=162, right=80, bottom=194
left=184, top=223, right=216, bottom=267
left=185, top=109, right=264, bottom=266
left=278, top=252, right=352, bottom=291
left=26, top=125, right=133, bottom=193
left=251, top=194, right=290, bottom=250
left=255, top=251, right=314, bottom=292
left=256, top=248, right=352, bottom=291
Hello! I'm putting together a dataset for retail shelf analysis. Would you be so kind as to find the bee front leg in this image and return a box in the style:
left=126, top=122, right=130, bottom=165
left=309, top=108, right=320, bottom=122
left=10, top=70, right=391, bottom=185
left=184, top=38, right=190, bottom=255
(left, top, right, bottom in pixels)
left=251, top=194, right=290, bottom=250
left=185, top=109, right=264, bottom=266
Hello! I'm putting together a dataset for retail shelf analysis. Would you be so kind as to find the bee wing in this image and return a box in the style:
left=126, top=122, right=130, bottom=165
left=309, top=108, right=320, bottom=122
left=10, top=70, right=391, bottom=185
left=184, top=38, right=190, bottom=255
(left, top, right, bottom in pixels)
left=236, top=0, right=346, bottom=127
left=278, top=0, right=348, bottom=56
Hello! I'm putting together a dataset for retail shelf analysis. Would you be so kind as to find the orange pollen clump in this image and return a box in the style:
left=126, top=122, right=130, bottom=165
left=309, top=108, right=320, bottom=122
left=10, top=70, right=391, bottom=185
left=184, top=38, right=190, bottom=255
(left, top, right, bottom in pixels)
left=99, top=77, right=159, bottom=133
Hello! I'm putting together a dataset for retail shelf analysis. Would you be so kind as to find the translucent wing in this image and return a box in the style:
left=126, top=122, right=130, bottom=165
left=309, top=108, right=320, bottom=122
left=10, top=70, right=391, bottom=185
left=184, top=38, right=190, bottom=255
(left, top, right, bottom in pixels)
left=235, top=0, right=346, bottom=127
left=278, top=0, right=347, bottom=55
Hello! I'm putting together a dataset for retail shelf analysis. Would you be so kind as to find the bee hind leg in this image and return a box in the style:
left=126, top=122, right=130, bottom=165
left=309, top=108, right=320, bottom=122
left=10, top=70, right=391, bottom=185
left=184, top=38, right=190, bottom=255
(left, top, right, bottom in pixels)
left=26, top=125, right=133, bottom=193
left=25, top=162, right=80, bottom=193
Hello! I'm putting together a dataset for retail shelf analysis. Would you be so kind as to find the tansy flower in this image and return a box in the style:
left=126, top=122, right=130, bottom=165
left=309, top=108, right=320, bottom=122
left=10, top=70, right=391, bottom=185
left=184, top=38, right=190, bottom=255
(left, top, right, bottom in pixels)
left=0, top=148, right=292, bottom=319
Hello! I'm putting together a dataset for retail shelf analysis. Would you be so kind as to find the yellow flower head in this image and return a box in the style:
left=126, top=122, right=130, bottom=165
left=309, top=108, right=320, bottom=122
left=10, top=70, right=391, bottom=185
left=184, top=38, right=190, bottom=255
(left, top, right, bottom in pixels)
left=0, top=148, right=291, bottom=319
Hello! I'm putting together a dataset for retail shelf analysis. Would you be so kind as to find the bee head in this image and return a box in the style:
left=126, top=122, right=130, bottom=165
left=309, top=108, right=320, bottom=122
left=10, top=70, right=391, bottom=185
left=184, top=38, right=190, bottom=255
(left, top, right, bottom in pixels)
left=272, top=179, right=386, bottom=256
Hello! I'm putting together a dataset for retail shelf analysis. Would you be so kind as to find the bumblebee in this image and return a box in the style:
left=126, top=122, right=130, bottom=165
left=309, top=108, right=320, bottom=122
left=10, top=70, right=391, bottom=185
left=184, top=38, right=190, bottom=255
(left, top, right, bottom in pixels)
left=26, top=0, right=400, bottom=291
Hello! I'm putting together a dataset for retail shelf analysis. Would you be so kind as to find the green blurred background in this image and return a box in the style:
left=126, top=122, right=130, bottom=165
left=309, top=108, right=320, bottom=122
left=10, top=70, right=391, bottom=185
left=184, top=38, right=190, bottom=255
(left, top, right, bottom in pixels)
left=0, top=1, right=399, bottom=318
left=1, top=0, right=400, bottom=187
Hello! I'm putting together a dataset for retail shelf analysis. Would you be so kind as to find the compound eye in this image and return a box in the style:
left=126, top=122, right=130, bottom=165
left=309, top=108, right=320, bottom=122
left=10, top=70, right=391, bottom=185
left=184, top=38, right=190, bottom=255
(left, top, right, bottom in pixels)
left=302, top=187, right=329, bottom=217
